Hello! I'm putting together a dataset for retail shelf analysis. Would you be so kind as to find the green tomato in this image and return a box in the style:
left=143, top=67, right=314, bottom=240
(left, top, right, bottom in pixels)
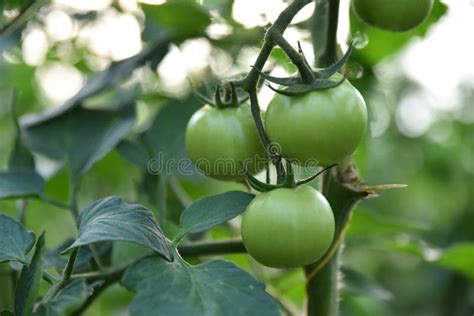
left=353, top=0, right=433, bottom=32
left=241, top=186, right=335, bottom=268
left=185, top=104, right=265, bottom=181
left=265, top=79, right=367, bottom=166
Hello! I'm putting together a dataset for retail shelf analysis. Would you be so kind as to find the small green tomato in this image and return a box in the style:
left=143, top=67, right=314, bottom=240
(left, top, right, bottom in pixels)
left=241, top=186, right=335, bottom=268
left=185, top=104, right=265, bottom=181
left=353, top=0, right=433, bottom=32
left=265, top=79, right=367, bottom=166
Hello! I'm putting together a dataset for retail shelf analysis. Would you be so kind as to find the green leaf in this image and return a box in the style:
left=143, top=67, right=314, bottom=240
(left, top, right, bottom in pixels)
left=180, top=191, right=254, bottom=234
left=34, top=279, right=91, bottom=316
left=435, top=243, right=474, bottom=280
left=0, top=311, right=14, bottom=316
left=122, top=256, right=280, bottom=316
left=342, top=267, right=393, bottom=301
left=0, top=171, right=44, bottom=200
left=143, top=98, right=200, bottom=174
left=65, top=196, right=171, bottom=260
left=14, top=233, right=45, bottom=316
left=142, top=1, right=211, bottom=37
left=350, top=0, right=448, bottom=66
left=116, top=139, right=151, bottom=168
left=22, top=104, right=135, bottom=180
left=0, top=214, right=35, bottom=263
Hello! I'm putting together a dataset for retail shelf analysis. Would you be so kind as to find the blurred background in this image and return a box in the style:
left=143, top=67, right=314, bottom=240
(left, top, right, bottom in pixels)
left=0, top=0, right=473, bottom=315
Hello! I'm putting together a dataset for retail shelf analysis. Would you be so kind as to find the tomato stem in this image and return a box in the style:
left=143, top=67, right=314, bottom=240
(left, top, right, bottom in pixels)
left=268, top=30, right=315, bottom=84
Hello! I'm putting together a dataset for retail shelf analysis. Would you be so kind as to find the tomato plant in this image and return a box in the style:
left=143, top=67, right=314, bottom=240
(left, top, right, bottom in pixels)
left=185, top=104, right=264, bottom=181
left=352, top=0, right=434, bottom=32
left=265, top=79, right=368, bottom=166
left=241, top=185, right=335, bottom=268
left=0, top=0, right=466, bottom=316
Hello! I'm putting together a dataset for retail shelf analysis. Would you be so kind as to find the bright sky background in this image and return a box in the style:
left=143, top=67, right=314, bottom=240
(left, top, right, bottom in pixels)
left=16, top=0, right=474, bottom=138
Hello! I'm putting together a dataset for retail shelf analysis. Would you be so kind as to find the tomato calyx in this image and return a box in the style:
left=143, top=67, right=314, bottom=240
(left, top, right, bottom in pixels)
left=192, top=81, right=249, bottom=109
left=245, top=160, right=337, bottom=192
left=257, top=42, right=353, bottom=96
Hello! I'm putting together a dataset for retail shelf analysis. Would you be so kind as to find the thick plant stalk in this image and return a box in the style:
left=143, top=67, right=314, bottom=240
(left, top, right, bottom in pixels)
left=306, top=248, right=341, bottom=316
left=305, top=164, right=367, bottom=316
left=304, top=1, right=346, bottom=315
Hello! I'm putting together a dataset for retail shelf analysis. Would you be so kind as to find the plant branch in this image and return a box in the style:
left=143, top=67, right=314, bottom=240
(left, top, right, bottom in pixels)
left=269, top=31, right=314, bottom=83
left=38, top=194, right=72, bottom=210
left=71, top=277, right=114, bottom=316
left=71, top=240, right=247, bottom=282
left=248, top=86, right=285, bottom=183
left=42, top=248, right=79, bottom=303
left=179, top=239, right=246, bottom=257
left=236, top=0, right=313, bottom=90
left=234, top=0, right=313, bottom=183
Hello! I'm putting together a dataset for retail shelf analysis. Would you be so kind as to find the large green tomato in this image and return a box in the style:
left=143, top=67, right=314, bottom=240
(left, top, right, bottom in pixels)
left=353, top=0, right=433, bottom=32
left=265, top=80, right=367, bottom=166
left=185, top=104, right=265, bottom=181
left=241, top=186, right=335, bottom=268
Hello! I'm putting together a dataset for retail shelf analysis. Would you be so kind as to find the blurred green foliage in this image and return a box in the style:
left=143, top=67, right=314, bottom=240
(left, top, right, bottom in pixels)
left=0, top=0, right=472, bottom=315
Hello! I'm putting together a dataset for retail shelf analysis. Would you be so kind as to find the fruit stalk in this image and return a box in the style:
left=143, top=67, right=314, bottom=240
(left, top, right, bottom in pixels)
left=311, top=0, right=341, bottom=68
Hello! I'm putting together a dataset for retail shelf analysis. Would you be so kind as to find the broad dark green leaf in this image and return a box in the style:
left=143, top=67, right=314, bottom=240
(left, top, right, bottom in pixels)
left=65, top=196, right=170, bottom=260
left=342, top=267, right=393, bottom=301
left=116, top=139, right=151, bottom=168
left=122, top=256, right=280, bottom=316
left=0, top=311, right=14, bottom=316
left=142, top=1, right=210, bottom=37
left=34, top=279, right=91, bottom=316
left=350, top=0, right=448, bottom=66
left=0, top=214, right=35, bottom=263
left=22, top=104, right=135, bottom=180
left=0, top=171, right=44, bottom=199
left=143, top=98, right=200, bottom=174
left=14, top=233, right=45, bottom=316
left=435, top=243, right=474, bottom=280
left=180, top=191, right=254, bottom=234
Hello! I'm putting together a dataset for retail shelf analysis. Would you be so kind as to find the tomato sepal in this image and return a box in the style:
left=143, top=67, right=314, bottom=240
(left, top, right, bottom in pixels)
left=256, top=43, right=353, bottom=96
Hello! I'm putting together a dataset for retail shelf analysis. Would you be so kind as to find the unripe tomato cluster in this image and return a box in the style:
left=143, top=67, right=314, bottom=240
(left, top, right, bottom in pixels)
left=185, top=77, right=367, bottom=268
left=185, top=78, right=367, bottom=268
